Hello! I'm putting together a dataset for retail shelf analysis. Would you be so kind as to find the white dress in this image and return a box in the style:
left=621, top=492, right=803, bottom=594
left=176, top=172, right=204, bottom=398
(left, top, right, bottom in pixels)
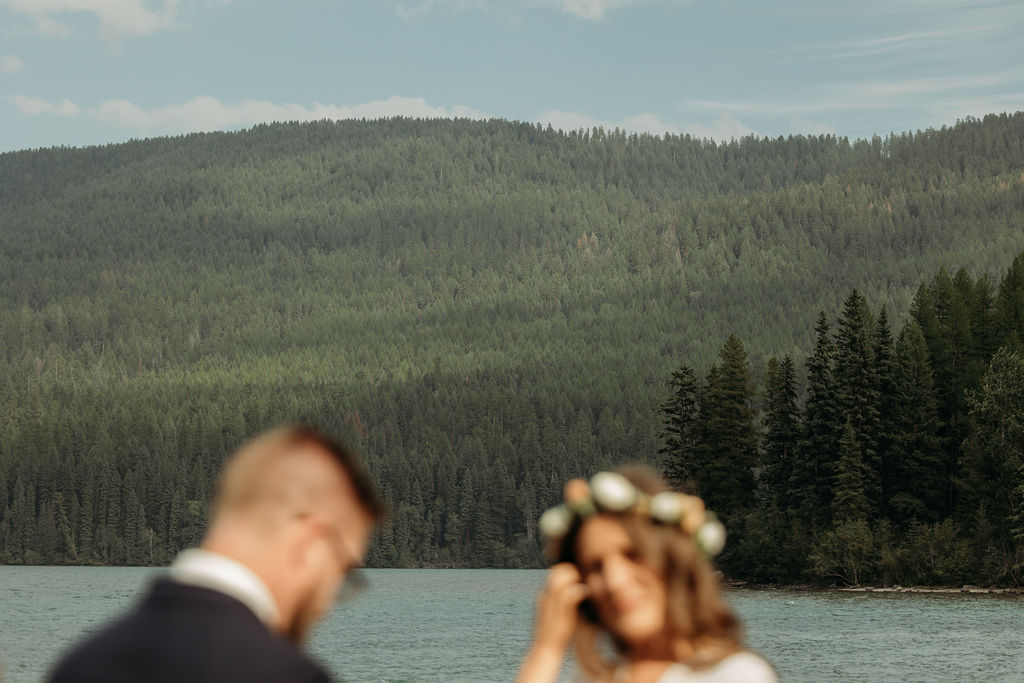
left=654, top=652, right=778, bottom=683
left=578, top=652, right=778, bottom=683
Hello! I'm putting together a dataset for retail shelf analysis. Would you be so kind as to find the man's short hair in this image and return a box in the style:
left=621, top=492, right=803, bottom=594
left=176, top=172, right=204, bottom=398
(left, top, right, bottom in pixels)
left=284, top=424, right=387, bottom=521
left=215, top=424, right=387, bottom=522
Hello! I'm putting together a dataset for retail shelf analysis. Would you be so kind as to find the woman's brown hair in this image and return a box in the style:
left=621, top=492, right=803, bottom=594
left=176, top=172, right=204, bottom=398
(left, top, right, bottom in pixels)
left=554, top=466, right=743, bottom=682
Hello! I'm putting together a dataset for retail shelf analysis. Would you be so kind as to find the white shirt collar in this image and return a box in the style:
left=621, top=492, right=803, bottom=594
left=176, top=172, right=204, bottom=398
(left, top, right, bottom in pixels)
left=169, top=548, right=281, bottom=627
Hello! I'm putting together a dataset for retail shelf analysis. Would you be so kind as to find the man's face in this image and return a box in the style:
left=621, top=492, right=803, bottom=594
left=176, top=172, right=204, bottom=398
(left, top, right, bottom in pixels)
left=319, top=501, right=374, bottom=605
left=288, top=493, right=374, bottom=643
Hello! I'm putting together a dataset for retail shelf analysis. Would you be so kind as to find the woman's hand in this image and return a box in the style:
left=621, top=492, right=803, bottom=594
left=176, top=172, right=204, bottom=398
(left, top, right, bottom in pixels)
left=516, top=563, right=590, bottom=683
left=532, top=563, right=590, bottom=652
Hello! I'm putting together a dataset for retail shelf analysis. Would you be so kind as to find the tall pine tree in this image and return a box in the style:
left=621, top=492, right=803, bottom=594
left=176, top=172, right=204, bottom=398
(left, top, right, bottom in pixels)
left=796, top=312, right=840, bottom=529
left=996, top=254, right=1024, bottom=350
left=762, top=355, right=800, bottom=506
left=961, top=348, right=1024, bottom=549
left=875, top=306, right=897, bottom=513
left=658, top=365, right=701, bottom=492
left=691, top=335, right=760, bottom=526
left=833, top=421, right=869, bottom=525
left=887, top=322, right=946, bottom=525
left=834, top=290, right=882, bottom=516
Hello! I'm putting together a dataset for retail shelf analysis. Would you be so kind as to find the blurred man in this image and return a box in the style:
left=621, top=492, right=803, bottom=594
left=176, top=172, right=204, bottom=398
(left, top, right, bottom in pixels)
left=50, top=425, right=385, bottom=683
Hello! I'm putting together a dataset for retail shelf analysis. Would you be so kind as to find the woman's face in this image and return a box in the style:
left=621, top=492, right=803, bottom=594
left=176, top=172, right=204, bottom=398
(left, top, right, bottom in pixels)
left=575, top=515, right=668, bottom=650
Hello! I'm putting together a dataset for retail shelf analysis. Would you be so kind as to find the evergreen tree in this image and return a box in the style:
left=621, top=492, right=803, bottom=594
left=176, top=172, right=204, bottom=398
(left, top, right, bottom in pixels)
left=996, top=254, right=1024, bottom=350
left=691, top=335, right=760, bottom=525
left=961, top=348, right=1024, bottom=549
left=658, top=365, right=700, bottom=491
left=795, top=312, right=840, bottom=529
left=968, top=275, right=1000, bottom=369
left=834, top=290, right=882, bottom=515
left=913, top=270, right=974, bottom=516
left=762, top=355, right=800, bottom=505
left=887, top=323, right=946, bottom=525
left=874, top=306, right=897, bottom=512
left=832, top=421, right=869, bottom=524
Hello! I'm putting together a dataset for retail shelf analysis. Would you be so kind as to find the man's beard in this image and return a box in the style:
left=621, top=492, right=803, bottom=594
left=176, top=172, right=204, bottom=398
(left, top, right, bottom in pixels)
left=285, top=593, right=318, bottom=644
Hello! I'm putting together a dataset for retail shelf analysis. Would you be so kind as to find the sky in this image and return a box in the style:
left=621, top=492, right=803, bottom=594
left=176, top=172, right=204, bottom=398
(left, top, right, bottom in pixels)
left=0, top=0, right=1022, bottom=153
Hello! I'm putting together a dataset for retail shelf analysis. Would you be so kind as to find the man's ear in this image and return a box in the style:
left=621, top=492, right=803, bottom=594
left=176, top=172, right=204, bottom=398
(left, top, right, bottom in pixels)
left=288, top=513, right=323, bottom=569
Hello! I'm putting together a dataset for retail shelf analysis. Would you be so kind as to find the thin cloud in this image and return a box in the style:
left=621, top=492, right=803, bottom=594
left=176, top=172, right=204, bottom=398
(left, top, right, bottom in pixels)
left=789, top=118, right=837, bottom=137
left=776, top=0, right=1019, bottom=19
left=9, top=94, right=489, bottom=135
left=538, top=109, right=681, bottom=135
left=536, top=109, right=756, bottom=141
left=771, top=19, right=1011, bottom=63
left=11, top=94, right=79, bottom=116
left=850, top=28, right=972, bottom=49
left=769, top=1, right=1022, bottom=63
left=824, top=24, right=1001, bottom=59
left=688, top=68, right=1024, bottom=117
left=683, top=114, right=757, bottom=141
left=538, top=0, right=689, bottom=21
left=0, top=55, right=24, bottom=73
left=885, top=0, right=1013, bottom=10
left=395, top=0, right=488, bottom=21
left=926, top=93, right=1024, bottom=123
left=537, top=110, right=605, bottom=132
left=0, top=0, right=180, bottom=39
left=397, top=0, right=688, bottom=21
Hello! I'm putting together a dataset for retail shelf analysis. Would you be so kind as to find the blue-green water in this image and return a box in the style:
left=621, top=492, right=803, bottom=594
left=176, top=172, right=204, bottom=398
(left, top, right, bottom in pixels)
left=1, top=567, right=1022, bottom=682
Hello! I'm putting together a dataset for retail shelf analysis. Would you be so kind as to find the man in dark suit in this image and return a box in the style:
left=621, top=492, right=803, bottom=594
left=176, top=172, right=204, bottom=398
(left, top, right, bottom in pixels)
left=49, top=425, right=386, bottom=683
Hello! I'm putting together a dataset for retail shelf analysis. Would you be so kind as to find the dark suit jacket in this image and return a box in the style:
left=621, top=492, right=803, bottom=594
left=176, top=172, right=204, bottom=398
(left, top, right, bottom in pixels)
left=48, top=579, right=331, bottom=683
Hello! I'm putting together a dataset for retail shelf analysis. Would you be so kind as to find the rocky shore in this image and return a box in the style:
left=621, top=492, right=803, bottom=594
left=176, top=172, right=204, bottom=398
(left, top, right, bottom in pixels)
left=726, top=580, right=1023, bottom=594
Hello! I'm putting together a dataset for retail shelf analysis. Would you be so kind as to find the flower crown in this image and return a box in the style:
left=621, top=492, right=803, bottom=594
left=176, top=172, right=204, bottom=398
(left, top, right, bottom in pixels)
left=539, top=472, right=727, bottom=557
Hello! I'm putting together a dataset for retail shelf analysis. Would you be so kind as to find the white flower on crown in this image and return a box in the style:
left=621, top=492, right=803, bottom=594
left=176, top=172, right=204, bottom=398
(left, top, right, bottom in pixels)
left=649, top=491, right=685, bottom=523
left=539, top=504, right=573, bottom=539
left=695, top=517, right=727, bottom=556
left=590, top=472, right=638, bottom=512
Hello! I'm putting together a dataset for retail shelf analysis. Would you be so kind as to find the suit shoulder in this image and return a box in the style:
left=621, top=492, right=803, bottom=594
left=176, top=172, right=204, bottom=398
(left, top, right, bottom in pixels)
left=48, top=583, right=331, bottom=683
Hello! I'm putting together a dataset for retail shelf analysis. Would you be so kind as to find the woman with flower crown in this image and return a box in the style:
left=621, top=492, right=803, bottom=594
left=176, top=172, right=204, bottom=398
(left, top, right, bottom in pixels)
left=517, top=467, right=776, bottom=683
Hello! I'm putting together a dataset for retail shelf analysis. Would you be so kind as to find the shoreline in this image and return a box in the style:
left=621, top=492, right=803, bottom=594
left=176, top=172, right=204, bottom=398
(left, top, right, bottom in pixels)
left=836, top=585, right=1023, bottom=594
left=5, top=564, right=1024, bottom=593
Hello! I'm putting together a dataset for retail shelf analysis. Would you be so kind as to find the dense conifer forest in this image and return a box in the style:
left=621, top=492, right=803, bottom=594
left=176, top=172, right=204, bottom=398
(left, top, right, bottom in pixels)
left=1, top=113, right=1022, bottom=584
left=661, top=262, right=1024, bottom=585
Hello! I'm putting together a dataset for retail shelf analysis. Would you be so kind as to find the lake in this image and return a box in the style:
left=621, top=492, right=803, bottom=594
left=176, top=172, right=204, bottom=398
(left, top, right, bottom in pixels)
left=1, top=567, right=1022, bottom=682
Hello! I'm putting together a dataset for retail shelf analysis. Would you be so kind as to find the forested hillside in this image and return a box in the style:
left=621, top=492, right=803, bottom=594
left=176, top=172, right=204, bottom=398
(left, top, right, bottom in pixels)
left=0, top=113, right=1022, bottom=576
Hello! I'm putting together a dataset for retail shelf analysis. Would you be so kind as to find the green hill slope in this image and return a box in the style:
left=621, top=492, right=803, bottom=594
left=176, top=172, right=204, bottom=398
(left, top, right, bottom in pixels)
left=0, top=114, right=1022, bottom=567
